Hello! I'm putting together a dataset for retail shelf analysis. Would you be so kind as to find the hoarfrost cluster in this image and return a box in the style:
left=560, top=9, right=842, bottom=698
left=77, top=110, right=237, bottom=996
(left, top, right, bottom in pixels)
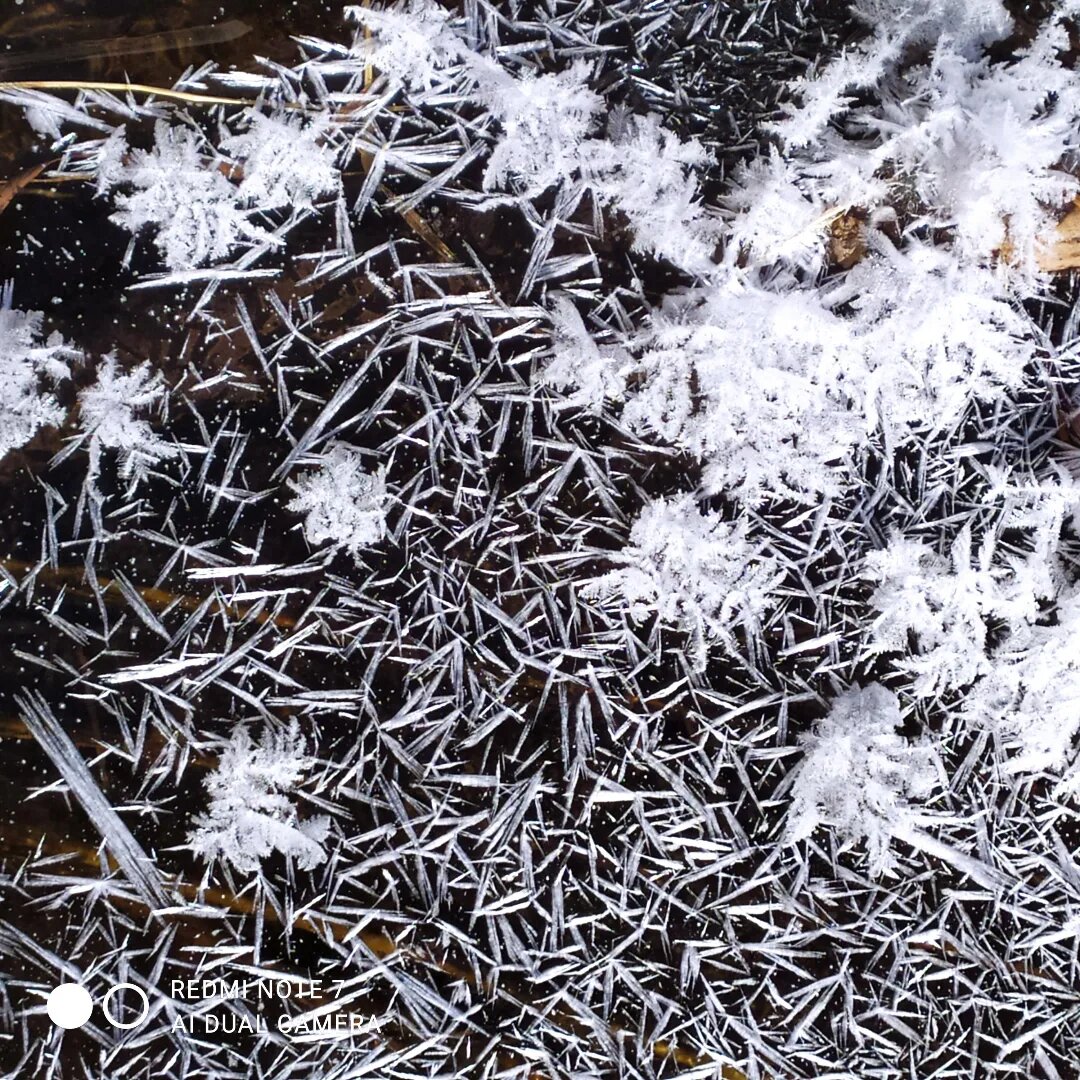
left=785, top=684, right=938, bottom=875
left=583, top=496, right=780, bottom=670
left=188, top=721, right=330, bottom=873
left=0, top=282, right=72, bottom=458
left=287, top=445, right=387, bottom=560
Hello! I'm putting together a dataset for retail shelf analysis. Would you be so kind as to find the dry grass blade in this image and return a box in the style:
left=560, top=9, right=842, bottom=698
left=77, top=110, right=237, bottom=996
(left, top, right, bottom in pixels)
left=0, top=79, right=255, bottom=107
left=0, top=20, right=253, bottom=76
left=0, top=162, right=43, bottom=217
left=1039, top=197, right=1080, bottom=272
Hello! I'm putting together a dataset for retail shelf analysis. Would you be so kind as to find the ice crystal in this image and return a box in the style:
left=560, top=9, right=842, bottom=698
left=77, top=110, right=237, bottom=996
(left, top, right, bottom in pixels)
left=77, top=355, right=175, bottom=482
left=786, top=684, right=938, bottom=874
left=0, top=284, right=72, bottom=458
left=773, top=5, right=1080, bottom=275
left=189, top=721, right=330, bottom=873
left=585, top=110, right=721, bottom=271
left=583, top=495, right=780, bottom=669
left=222, top=110, right=342, bottom=212
left=479, top=61, right=602, bottom=196
left=98, top=122, right=275, bottom=270
left=286, top=445, right=387, bottom=559
left=346, top=0, right=457, bottom=90
left=864, top=529, right=1053, bottom=697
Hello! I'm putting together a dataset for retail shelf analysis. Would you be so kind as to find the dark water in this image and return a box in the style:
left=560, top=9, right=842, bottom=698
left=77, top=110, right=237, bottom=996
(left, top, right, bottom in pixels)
left=0, top=1, right=343, bottom=77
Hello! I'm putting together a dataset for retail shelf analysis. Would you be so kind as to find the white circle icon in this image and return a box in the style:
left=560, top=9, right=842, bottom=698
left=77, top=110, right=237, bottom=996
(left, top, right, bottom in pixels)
left=46, top=984, right=94, bottom=1029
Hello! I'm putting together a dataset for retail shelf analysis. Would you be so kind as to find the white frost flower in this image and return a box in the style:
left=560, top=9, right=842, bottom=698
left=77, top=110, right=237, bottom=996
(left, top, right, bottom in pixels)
left=287, top=445, right=387, bottom=559
left=772, top=9, right=1080, bottom=276
left=786, top=684, right=938, bottom=875
left=78, top=355, right=176, bottom=482
left=864, top=529, right=1052, bottom=698
left=223, top=110, right=342, bottom=211
left=478, top=60, right=602, bottom=196
left=964, top=582, right=1080, bottom=781
left=189, top=721, right=330, bottom=874
left=724, top=151, right=830, bottom=271
left=547, top=281, right=864, bottom=505
left=346, top=0, right=459, bottom=90
left=583, top=111, right=721, bottom=273
left=582, top=495, right=780, bottom=670
left=98, top=122, right=275, bottom=270
left=0, top=283, right=73, bottom=459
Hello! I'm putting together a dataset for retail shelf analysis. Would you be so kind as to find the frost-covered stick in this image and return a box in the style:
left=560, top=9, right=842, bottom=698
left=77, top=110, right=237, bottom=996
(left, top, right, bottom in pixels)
left=18, top=692, right=171, bottom=910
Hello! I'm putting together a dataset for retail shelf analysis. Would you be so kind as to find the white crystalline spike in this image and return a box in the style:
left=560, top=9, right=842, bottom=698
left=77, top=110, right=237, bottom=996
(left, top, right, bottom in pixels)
left=102, top=654, right=219, bottom=685
left=18, top=692, right=171, bottom=910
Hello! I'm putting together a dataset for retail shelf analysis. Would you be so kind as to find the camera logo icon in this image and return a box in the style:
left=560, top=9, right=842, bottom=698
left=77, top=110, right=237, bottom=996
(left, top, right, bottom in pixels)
left=47, top=982, right=150, bottom=1030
